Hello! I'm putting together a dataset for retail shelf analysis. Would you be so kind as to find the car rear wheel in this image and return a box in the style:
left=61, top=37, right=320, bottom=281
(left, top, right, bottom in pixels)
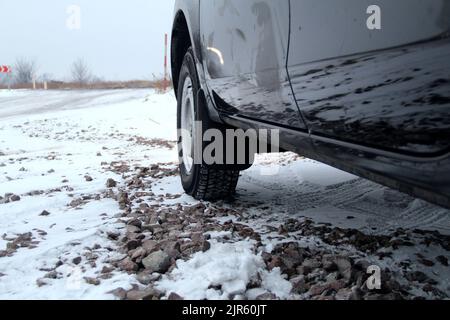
left=177, top=48, right=241, bottom=201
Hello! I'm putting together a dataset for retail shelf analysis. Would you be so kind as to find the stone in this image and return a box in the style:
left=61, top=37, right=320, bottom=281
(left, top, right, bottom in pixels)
left=160, top=240, right=181, bottom=258
left=72, top=256, right=82, bottom=265
left=109, top=288, right=127, bottom=300
left=126, top=240, right=140, bottom=251
left=101, top=266, right=115, bottom=274
left=335, top=288, right=353, bottom=300
left=10, top=195, right=21, bottom=202
left=335, top=257, right=352, bottom=282
left=302, top=258, right=321, bottom=270
left=118, top=257, right=139, bottom=272
left=255, top=293, right=277, bottom=300
left=131, top=247, right=146, bottom=261
left=127, top=218, right=142, bottom=228
left=36, top=278, right=49, bottom=287
left=136, top=272, right=160, bottom=285
left=106, top=179, right=117, bottom=188
left=126, top=225, right=140, bottom=234
left=84, top=277, right=100, bottom=286
left=405, top=271, right=429, bottom=283
left=142, top=251, right=171, bottom=273
left=202, top=240, right=211, bottom=252
left=85, top=176, right=93, bottom=182
left=44, top=271, right=58, bottom=279
left=290, top=275, right=307, bottom=294
left=322, top=255, right=338, bottom=272
left=436, top=255, right=448, bottom=266
left=309, top=280, right=346, bottom=296
left=168, top=292, right=184, bottom=300
left=40, top=210, right=51, bottom=216
left=142, top=240, right=159, bottom=254
left=107, top=231, right=120, bottom=240
left=126, top=287, right=161, bottom=301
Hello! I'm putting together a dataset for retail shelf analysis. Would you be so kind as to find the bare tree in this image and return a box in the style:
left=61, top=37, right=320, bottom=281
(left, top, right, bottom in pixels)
left=71, top=58, right=92, bottom=85
left=14, top=58, right=37, bottom=84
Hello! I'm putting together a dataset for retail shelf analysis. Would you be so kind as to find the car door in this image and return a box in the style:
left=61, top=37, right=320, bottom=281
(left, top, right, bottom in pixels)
left=200, top=0, right=307, bottom=130
left=288, top=0, right=450, bottom=156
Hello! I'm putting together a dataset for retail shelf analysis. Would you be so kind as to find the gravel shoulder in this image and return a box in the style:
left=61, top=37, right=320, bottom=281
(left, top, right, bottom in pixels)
left=0, top=89, right=448, bottom=300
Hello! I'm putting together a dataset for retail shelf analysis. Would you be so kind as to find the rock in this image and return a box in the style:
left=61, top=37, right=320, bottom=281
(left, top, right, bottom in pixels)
left=101, top=266, right=114, bottom=274
left=118, top=257, right=139, bottom=272
left=436, top=255, right=448, bottom=266
left=10, top=195, right=21, bottom=202
left=419, top=258, right=435, bottom=267
left=36, top=278, right=49, bottom=287
left=160, top=240, right=181, bottom=259
left=44, top=271, right=58, bottom=279
left=335, top=257, right=352, bottom=282
left=69, top=198, right=84, bottom=208
left=72, top=256, right=82, bottom=265
left=301, top=259, right=321, bottom=274
left=405, top=271, right=429, bottom=283
left=136, top=272, right=160, bottom=285
left=309, top=280, right=346, bottom=296
left=143, top=224, right=163, bottom=234
left=168, top=292, right=184, bottom=300
left=84, top=277, right=100, bottom=286
left=109, top=288, right=127, bottom=300
left=126, top=225, right=140, bottom=234
left=107, top=231, right=120, bottom=240
left=350, top=286, right=363, bottom=300
left=85, top=176, right=93, bottom=182
left=365, top=292, right=404, bottom=300
left=202, top=240, right=211, bottom=252
left=126, top=240, right=140, bottom=251
left=118, top=192, right=128, bottom=204
left=127, top=218, right=142, bottom=228
left=326, top=272, right=339, bottom=283
left=106, top=179, right=117, bottom=188
left=335, top=288, right=353, bottom=300
left=255, top=293, right=277, bottom=300
left=290, top=275, right=307, bottom=294
left=40, top=210, right=51, bottom=216
left=322, top=255, right=338, bottom=272
left=131, top=247, right=147, bottom=262
left=126, top=287, right=161, bottom=300
left=142, top=240, right=159, bottom=254
left=142, top=251, right=171, bottom=273
left=118, top=193, right=129, bottom=209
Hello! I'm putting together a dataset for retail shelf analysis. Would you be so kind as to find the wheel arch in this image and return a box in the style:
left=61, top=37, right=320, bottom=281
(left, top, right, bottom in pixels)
left=171, top=9, right=194, bottom=98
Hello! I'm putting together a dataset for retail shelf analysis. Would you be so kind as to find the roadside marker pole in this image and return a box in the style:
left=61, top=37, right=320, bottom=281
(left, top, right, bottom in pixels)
left=8, top=70, right=11, bottom=91
left=0, top=65, right=12, bottom=90
left=164, top=33, right=168, bottom=91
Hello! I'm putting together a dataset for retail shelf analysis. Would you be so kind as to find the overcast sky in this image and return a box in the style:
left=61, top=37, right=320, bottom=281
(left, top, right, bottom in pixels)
left=0, top=0, right=176, bottom=81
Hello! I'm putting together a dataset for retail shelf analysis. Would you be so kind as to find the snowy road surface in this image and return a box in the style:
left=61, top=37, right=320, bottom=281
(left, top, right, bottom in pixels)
left=0, top=89, right=449, bottom=300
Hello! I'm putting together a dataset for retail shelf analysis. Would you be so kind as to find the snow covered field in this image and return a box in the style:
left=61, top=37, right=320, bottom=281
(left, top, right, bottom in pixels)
left=0, top=89, right=449, bottom=300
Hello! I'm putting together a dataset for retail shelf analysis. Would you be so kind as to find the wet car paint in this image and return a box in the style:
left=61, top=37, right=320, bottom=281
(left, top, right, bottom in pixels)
left=289, top=0, right=450, bottom=155
left=199, top=0, right=306, bottom=129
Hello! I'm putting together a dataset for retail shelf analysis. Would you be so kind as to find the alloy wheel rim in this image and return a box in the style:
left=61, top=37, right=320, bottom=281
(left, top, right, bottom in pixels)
left=180, top=76, right=195, bottom=174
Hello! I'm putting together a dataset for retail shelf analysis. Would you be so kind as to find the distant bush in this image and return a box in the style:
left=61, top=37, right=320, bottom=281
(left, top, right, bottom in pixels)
left=0, top=78, right=173, bottom=91
left=70, top=58, right=92, bottom=85
left=13, top=58, right=37, bottom=84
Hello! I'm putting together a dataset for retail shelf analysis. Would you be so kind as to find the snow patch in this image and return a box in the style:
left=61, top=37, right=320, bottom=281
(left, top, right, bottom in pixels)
left=156, top=240, right=292, bottom=300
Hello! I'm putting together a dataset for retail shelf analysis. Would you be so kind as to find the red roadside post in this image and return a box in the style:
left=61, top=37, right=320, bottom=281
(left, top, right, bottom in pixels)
left=0, top=65, right=12, bottom=90
left=164, top=33, right=168, bottom=91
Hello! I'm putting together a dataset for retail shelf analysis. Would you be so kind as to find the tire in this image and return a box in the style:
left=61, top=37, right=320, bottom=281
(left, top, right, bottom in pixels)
left=177, top=48, right=241, bottom=201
